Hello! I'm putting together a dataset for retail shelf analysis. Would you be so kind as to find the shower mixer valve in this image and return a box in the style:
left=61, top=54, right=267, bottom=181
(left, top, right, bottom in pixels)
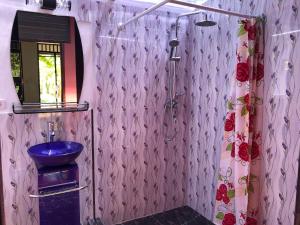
left=169, top=39, right=181, bottom=61
left=164, top=98, right=178, bottom=109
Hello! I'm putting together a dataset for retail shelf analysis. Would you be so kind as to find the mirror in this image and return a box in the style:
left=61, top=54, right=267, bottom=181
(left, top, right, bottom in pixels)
left=10, top=11, right=84, bottom=109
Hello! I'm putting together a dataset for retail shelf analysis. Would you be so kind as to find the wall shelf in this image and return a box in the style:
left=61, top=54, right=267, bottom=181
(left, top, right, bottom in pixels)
left=12, top=101, right=89, bottom=114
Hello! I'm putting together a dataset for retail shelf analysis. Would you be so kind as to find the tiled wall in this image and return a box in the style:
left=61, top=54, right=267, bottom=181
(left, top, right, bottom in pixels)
left=183, top=13, right=237, bottom=221
left=0, top=1, right=94, bottom=224
left=183, top=0, right=300, bottom=224
left=261, top=0, right=300, bottom=224
left=93, top=2, right=188, bottom=224
left=182, top=0, right=265, bottom=221
left=1, top=1, right=300, bottom=225
left=0, top=111, right=93, bottom=225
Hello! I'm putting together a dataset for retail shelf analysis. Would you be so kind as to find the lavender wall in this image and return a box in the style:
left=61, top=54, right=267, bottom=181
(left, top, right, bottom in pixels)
left=183, top=13, right=236, bottom=221
left=93, top=2, right=189, bottom=224
left=0, top=1, right=94, bottom=225
left=261, top=0, right=300, bottom=224
left=1, top=0, right=300, bottom=225
left=180, top=0, right=266, bottom=220
left=183, top=0, right=300, bottom=224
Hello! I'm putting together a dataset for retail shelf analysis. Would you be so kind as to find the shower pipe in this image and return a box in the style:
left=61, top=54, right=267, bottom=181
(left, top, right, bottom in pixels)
left=165, top=56, right=177, bottom=141
left=117, top=0, right=258, bottom=30
left=175, top=10, right=206, bottom=38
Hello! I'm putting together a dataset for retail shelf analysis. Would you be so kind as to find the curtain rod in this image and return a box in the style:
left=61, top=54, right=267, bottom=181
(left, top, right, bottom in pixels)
left=117, top=0, right=257, bottom=30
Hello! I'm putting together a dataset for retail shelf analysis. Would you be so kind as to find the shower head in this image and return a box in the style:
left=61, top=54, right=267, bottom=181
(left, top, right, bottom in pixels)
left=195, top=14, right=217, bottom=27
left=169, top=39, right=181, bottom=61
left=195, top=20, right=217, bottom=27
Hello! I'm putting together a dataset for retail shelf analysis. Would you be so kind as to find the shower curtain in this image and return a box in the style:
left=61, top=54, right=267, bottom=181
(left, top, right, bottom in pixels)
left=214, top=19, right=264, bottom=225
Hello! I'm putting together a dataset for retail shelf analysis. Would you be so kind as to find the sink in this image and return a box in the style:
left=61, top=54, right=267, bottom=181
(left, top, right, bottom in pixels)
left=28, top=141, right=83, bottom=167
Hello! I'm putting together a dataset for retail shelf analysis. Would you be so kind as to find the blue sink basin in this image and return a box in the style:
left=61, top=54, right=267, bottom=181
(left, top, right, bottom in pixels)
left=28, top=141, right=83, bottom=167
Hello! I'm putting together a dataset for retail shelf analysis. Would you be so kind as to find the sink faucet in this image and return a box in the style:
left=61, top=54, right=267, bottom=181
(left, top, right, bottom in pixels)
left=47, top=122, right=55, bottom=142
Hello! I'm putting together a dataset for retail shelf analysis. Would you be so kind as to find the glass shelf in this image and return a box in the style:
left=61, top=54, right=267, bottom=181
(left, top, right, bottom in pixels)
left=12, top=101, right=89, bottom=114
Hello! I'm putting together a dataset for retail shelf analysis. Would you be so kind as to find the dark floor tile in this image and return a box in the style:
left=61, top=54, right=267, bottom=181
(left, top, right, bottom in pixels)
left=186, top=215, right=214, bottom=225
left=116, top=206, right=214, bottom=225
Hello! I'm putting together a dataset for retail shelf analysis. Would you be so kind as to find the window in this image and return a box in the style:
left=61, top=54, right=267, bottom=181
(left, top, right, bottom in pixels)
left=38, top=43, right=63, bottom=104
left=10, top=41, right=23, bottom=102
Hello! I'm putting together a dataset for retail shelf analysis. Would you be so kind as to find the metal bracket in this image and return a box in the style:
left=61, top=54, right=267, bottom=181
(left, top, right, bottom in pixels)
left=12, top=101, right=89, bottom=114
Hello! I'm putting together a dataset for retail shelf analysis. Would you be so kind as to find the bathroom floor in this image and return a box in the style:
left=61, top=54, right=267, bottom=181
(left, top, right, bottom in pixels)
left=116, top=206, right=213, bottom=225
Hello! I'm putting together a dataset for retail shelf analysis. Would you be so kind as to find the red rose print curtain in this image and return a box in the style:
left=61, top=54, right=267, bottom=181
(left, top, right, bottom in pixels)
left=213, top=19, right=264, bottom=225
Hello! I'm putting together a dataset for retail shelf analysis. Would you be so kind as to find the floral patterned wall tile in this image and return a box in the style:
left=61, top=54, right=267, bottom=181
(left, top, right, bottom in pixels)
left=93, top=1, right=188, bottom=224
left=78, top=0, right=92, bottom=22
left=1, top=1, right=300, bottom=225
left=186, top=0, right=300, bottom=224
left=260, top=0, right=300, bottom=224
left=183, top=12, right=237, bottom=221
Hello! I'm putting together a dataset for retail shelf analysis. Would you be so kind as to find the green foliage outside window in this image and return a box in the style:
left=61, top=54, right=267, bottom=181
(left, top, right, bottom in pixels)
left=11, top=52, right=21, bottom=78
left=39, top=54, right=62, bottom=104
